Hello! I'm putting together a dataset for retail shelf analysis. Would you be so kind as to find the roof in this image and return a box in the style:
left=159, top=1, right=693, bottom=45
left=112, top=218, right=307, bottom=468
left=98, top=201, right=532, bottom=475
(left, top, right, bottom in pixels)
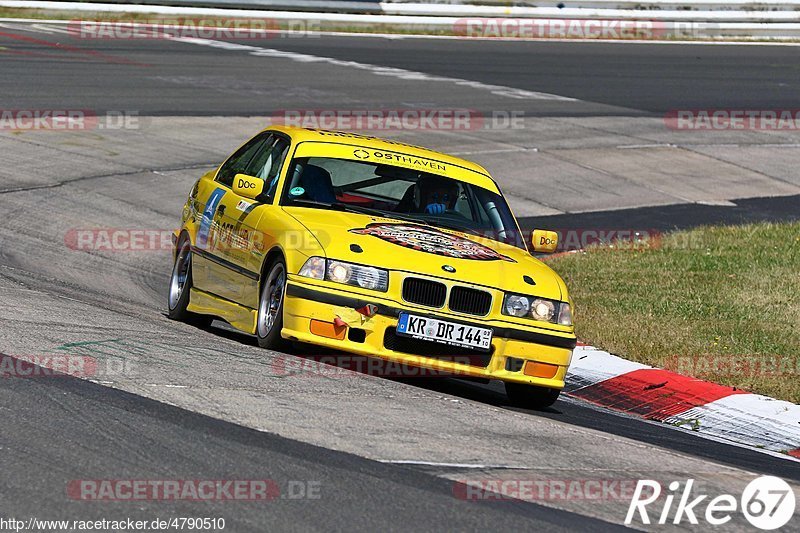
left=265, top=125, right=493, bottom=182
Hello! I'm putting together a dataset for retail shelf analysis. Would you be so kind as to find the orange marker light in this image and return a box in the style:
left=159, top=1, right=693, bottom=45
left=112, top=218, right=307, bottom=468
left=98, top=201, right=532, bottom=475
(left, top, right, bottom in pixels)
left=310, top=319, right=347, bottom=340
left=523, top=361, right=559, bottom=379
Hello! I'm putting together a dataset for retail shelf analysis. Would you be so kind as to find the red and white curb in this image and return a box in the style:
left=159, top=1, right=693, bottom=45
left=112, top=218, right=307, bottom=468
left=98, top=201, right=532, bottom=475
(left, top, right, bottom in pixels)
left=564, top=344, right=800, bottom=460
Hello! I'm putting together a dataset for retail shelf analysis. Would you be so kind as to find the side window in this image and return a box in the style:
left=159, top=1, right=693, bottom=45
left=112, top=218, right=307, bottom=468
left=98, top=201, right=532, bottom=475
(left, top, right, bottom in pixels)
left=465, top=184, right=491, bottom=225
left=248, top=136, right=290, bottom=202
left=216, top=133, right=273, bottom=187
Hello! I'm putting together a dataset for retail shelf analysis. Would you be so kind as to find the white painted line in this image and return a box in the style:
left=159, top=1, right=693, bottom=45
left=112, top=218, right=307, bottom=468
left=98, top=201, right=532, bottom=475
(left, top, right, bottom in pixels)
left=174, top=35, right=579, bottom=101
left=380, top=460, right=531, bottom=469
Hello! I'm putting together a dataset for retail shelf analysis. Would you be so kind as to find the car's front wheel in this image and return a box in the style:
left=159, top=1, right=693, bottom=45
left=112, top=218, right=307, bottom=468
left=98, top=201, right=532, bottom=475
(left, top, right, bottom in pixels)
left=168, top=236, right=212, bottom=327
left=505, top=382, right=560, bottom=410
left=257, top=259, right=288, bottom=350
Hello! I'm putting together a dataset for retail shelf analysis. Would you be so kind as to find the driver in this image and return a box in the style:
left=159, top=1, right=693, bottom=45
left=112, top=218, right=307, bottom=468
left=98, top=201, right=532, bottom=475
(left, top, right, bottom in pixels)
left=416, top=176, right=459, bottom=215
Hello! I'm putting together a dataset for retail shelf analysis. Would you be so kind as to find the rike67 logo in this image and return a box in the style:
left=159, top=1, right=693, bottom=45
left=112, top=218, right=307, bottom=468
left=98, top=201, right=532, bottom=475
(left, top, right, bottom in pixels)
left=626, top=476, right=796, bottom=530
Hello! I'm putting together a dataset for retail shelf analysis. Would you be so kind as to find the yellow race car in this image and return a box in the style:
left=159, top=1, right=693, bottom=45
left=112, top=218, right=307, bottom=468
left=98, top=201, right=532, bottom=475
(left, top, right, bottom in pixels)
left=169, top=126, right=576, bottom=408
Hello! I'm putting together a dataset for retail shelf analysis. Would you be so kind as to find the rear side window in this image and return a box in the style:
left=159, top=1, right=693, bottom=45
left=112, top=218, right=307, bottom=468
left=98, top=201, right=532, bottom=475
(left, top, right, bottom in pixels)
left=247, top=136, right=290, bottom=202
left=216, top=133, right=273, bottom=187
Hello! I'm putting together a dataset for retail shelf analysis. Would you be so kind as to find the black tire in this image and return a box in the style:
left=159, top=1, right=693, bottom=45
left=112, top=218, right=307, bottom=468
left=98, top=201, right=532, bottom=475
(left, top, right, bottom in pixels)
left=167, top=236, right=212, bottom=327
left=256, top=258, right=288, bottom=350
left=505, top=382, right=561, bottom=410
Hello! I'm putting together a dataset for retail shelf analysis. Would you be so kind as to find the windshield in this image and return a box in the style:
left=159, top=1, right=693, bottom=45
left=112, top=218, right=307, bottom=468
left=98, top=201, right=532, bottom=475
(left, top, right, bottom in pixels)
left=280, top=156, right=526, bottom=250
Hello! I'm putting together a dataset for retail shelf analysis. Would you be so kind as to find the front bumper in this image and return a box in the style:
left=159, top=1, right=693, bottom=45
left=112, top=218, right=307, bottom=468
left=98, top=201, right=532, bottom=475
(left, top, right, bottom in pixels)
left=281, top=277, right=576, bottom=389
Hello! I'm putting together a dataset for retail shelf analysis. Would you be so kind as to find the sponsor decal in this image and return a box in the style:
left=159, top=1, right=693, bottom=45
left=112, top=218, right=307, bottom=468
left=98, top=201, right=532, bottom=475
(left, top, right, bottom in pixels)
left=344, top=147, right=446, bottom=171
left=236, top=199, right=253, bottom=211
left=370, top=150, right=446, bottom=172
left=237, top=176, right=258, bottom=190
left=197, top=188, right=226, bottom=248
left=349, top=223, right=514, bottom=262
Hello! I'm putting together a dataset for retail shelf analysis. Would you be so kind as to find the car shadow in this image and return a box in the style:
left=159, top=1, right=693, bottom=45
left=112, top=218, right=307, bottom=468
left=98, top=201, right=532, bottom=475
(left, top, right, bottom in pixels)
left=194, top=317, right=563, bottom=414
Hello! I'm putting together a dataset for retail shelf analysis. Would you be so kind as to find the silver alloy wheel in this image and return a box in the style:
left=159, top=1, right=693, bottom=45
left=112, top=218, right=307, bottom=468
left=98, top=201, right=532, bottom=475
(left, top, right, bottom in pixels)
left=258, top=263, right=286, bottom=338
left=169, top=241, right=191, bottom=310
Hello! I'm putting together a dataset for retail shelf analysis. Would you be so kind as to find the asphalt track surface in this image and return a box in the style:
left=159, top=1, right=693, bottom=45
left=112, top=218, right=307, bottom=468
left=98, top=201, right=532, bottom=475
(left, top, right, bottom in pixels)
left=1, top=22, right=799, bottom=531
left=3, top=358, right=622, bottom=532
left=0, top=27, right=798, bottom=115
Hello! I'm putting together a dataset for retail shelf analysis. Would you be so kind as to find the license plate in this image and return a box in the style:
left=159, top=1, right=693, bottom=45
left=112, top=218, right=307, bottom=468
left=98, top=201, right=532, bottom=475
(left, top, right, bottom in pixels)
left=396, top=313, right=493, bottom=352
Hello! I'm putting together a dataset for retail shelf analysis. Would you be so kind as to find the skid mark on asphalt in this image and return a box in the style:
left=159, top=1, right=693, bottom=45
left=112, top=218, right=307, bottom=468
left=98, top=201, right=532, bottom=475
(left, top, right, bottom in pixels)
left=174, top=36, right=580, bottom=101
left=0, top=29, right=149, bottom=66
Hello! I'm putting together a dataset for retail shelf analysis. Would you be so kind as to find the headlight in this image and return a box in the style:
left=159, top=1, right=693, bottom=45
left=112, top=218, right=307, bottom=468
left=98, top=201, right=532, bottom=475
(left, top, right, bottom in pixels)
left=503, top=293, right=570, bottom=325
left=504, top=295, right=530, bottom=317
left=531, top=299, right=556, bottom=322
left=327, top=260, right=388, bottom=291
left=298, top=257, right=388, bottom=292
left=328, top=262, right=351, bottom=283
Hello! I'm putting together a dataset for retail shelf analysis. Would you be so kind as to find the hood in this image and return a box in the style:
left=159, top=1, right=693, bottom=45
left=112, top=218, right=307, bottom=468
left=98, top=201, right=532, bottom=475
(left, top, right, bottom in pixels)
left=284, top=207, right=566, bottom=301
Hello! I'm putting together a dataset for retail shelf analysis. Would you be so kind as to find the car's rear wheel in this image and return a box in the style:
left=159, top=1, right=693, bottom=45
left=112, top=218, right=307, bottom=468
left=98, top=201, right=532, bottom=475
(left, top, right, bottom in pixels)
left=257, top=259, right=288, bottom=350
left=168, top=236, right=212, bottom=327
left=505, top=382, right=560, bottom=410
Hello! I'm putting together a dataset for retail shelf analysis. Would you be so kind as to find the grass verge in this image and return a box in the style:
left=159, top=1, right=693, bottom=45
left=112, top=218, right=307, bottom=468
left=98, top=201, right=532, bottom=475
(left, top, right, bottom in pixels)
left=548, top=221, right=800, bottom=403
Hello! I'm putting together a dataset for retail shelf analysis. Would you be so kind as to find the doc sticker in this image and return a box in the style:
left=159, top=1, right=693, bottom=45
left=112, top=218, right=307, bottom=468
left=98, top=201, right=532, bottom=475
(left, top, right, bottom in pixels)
left=350, top=223, right=514, bottom=262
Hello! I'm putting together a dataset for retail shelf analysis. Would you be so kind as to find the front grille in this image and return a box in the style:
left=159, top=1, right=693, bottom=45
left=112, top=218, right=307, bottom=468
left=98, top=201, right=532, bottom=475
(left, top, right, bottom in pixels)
left=402, top=277, right=446, bottom=308
left=449, top=286, right=492, bottom=316
left=383, top=328, right=492, bottom=367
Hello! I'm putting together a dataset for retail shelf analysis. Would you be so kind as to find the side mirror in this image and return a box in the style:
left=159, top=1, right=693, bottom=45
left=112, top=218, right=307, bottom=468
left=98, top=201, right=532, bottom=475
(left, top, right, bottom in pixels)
left=531, top=229, right=559, bottom=254
left=233, top=173, right=264, bottom=199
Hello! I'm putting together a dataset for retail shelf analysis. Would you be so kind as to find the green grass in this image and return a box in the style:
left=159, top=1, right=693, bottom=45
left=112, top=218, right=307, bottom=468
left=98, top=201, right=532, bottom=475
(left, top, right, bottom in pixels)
left=548, top=222, right=800, bottom=403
